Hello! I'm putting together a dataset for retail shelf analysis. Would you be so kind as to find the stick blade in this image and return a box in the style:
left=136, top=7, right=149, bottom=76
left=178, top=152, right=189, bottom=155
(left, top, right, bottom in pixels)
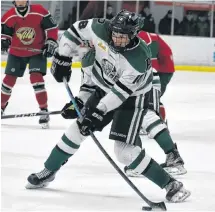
left=142, top=201, right=166, bottom=211
left=151, top=201, right=167, bottom=211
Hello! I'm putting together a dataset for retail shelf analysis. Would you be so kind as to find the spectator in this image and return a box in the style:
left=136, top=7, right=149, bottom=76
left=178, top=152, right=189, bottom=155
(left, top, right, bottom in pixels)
left=139, top=6, right=155, bottom=33
left=159, top=10, right=179, bottom=35
left=196, top=12, right=210, bottom=37
left=106, top=5, right=114, bottom=20
left=177, top=11, right=198, bottom=36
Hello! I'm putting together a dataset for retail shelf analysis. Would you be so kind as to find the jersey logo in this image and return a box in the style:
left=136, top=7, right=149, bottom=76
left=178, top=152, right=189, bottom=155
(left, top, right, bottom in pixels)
left=101, top=59, right=119, bottom=82
left=16, top=27, right=36, bottom=45
left=98, top=41, right=107, bottom=51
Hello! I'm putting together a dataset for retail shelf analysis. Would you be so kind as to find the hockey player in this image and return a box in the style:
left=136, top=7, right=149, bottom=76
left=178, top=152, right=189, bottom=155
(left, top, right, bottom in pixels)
left=71, top=32, right=186, bottom=176
left=26, top=10, right=190, bottom=203
left=1, top=0, right=58, bottom=128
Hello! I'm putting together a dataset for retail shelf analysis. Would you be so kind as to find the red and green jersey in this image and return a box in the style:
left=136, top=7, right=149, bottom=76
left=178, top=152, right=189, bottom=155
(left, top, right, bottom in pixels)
left=138, top=31, right=175, bottom=73
left=1, top=4, right=58, bottom=57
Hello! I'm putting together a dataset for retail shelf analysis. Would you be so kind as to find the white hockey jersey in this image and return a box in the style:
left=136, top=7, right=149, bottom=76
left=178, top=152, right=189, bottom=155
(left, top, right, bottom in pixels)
left=58, top=18, right=153, bottom=113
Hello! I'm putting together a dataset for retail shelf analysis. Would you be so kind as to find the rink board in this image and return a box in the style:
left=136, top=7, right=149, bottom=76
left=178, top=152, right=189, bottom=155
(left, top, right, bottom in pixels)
left=1, top=61, right=215, bottom=72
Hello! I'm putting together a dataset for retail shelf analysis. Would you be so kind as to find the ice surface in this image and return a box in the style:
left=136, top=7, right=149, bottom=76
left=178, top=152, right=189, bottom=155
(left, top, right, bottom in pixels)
left=1, top=69, right=215, bottom=211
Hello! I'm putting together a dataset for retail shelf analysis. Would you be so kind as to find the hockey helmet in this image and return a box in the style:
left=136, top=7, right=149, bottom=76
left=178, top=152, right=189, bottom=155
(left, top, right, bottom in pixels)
left=109, top=10, right=144, bottom=52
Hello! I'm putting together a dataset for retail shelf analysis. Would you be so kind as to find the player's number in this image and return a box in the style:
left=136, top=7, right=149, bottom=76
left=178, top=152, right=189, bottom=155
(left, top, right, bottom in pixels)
left=78, top=20, right=88, bottom=29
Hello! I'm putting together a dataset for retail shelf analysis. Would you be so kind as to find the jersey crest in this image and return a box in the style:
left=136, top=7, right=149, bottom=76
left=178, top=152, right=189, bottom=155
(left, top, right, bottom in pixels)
left=101, top=59, right=119, bottom=82
left=16, top=27, right=36, bottom=45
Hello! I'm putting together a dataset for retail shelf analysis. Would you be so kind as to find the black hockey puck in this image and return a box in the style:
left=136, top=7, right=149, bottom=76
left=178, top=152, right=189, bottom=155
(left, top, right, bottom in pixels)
left=142, top=206, right=152, bottom=211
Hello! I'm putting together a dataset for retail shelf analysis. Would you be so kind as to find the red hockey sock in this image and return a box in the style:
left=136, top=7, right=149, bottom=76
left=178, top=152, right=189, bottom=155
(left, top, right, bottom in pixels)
left=30, top=73, right=48, bottom=109
left=159, top=104, right=166, bottom=121
left=1, top=75, right=17, bottom=108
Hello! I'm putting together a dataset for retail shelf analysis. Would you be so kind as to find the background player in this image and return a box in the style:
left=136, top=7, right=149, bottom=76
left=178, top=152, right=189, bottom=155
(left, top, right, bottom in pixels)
left=1, top=0, right=58, bottom=128
left=136, top=30, right=185, bottom=175
left=138, top=30, right=175, bottom=122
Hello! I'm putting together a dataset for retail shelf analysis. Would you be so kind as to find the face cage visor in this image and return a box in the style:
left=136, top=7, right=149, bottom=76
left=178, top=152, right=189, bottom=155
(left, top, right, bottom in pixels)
left=111, top=31, right=130, bottom=48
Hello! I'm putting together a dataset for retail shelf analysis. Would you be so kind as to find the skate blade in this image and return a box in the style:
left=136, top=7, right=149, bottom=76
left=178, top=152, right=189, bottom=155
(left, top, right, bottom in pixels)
left=164, top=165, right=187, bottom=176
left=25, top=182, right=49, bottom=189
left=169, top=188, right=191, bottom=203
left=40, top=123, right=50, bottom=129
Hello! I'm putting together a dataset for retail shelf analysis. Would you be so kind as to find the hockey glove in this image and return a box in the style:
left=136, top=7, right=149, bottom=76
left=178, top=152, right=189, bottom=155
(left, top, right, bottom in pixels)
left=77, top=107, right=104, bottom=136
left=61, top=97, right=84, bottom=119
left=1, top=38, right=11, bottom=52
left=51, top=52, right=72, bottom=82
left=42, top=39, right=58, bottom=58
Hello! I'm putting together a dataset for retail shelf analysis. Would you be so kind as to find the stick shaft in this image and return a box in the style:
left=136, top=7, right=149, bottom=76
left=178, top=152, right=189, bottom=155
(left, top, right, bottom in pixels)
left=10, top=46, right=42, bottom=52
left=1, top=111, right=61, bottom=119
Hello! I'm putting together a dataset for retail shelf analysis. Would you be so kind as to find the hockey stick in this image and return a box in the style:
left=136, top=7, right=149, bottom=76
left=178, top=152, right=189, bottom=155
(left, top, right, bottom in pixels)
left=63, top=78, right=166, bottom=211
left=1, top=110, right=61, bottom=119
left=10, top=46, right=42, bottom=52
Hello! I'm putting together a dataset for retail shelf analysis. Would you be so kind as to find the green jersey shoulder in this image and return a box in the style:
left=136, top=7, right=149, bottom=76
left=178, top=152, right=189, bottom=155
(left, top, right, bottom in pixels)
left=91, top=18, right=110, bottom=43
left=122, top=39, right=152, bottom=74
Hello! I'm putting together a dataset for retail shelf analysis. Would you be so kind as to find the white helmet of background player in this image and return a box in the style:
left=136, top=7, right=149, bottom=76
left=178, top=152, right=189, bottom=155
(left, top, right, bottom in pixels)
left=13, top=0, right=29, bottom=12
left=109, top=10, right=144, bottom=52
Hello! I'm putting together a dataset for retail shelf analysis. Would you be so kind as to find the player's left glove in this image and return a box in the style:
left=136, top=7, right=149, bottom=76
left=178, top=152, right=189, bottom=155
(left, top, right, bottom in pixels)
left=42, top=39, right=58, bottom=58
left=61, top=97, right=84, bottom=119
left=77, top=107, right=105, bottom=136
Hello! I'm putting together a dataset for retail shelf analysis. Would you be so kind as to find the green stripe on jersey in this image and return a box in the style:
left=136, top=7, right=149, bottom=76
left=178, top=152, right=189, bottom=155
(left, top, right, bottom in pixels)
left=111, top=87, right=126, bottom=102
left=137, top=71, right=153, bottom=91
left=92, top=67, right=110, bottom=89
left=64, top=30, right=81, bottom=45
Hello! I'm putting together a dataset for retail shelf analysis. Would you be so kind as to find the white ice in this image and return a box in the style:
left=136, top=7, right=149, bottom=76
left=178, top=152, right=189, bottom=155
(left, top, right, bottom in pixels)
left=1, top=69, right=215, bottom=212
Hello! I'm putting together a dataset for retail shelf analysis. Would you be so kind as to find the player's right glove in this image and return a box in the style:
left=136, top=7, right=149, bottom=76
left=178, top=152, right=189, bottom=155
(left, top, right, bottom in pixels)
left=51, top=52, right=72, bottom=82
left=77, top=107, right=105, bottom=136
left=1, top=38, right=11, bottom=52
left=61, top=97, right=84, bottom=119
left=42, top=39, right=58, bottom=58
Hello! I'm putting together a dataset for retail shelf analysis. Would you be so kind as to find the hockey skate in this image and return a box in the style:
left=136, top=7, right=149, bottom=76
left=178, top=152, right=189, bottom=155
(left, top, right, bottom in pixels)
left=1, top=108, right=4, bottom=116
left=165, top=179, right=191, bottom=202
left=1, top=102, right=8, bottom=116
left=26, top=168, right=56, bottom=189
left=161, top=144, right=187, bottom=175
left=39, top=108, right=50, bottom=129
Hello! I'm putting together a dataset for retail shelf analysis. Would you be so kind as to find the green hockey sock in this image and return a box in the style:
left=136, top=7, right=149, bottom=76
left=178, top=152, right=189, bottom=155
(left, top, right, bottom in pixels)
left=155, top=130, right=175, bottom=154
left=45, top=133, right=80, bottom=171
left=127, top=150, right=171, bottom=188
left=45, top=145, right=72, bottom=171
